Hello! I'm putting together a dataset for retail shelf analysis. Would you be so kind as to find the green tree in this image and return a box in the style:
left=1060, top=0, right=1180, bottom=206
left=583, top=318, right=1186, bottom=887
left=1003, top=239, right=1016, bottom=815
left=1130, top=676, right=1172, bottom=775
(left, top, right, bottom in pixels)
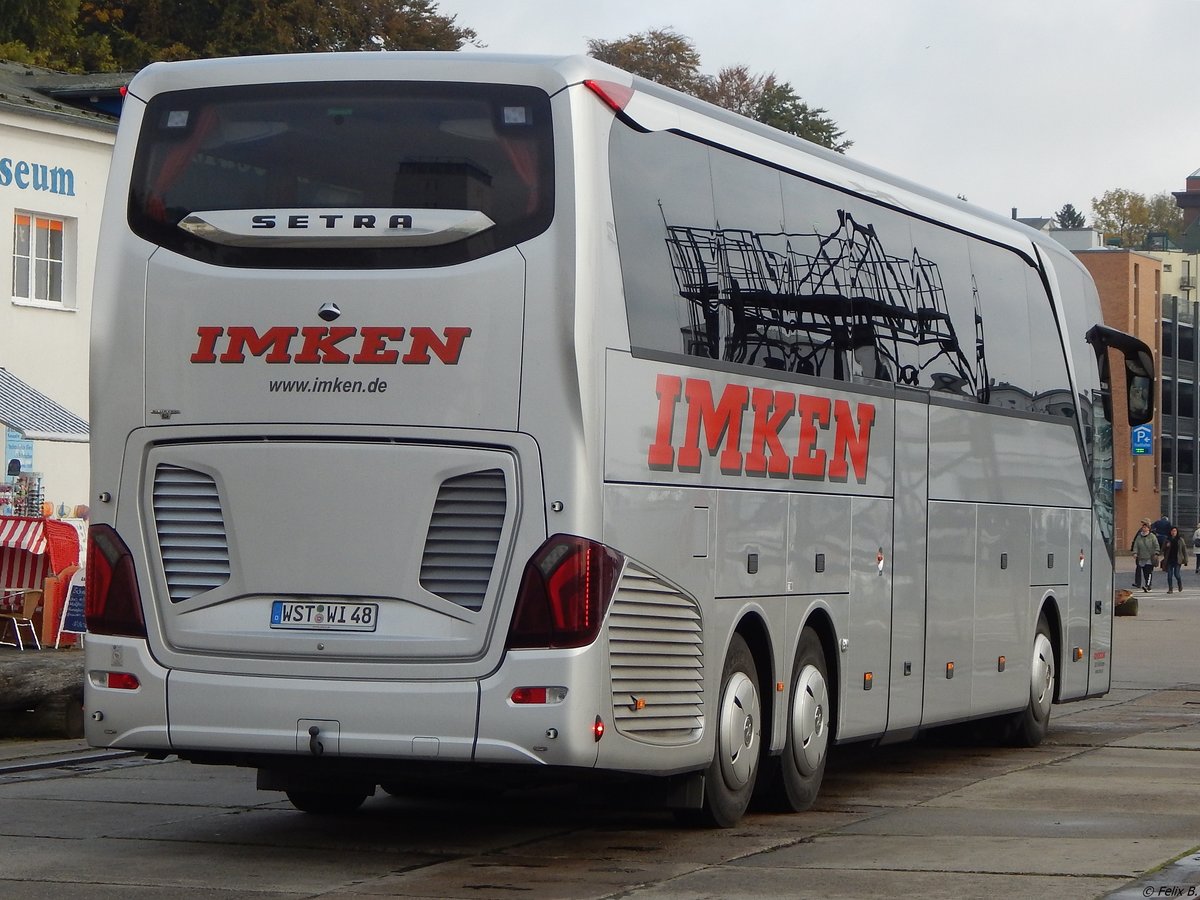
left=1053, top=203, right=1086, bottom=230
left=4, top=0, right=475, bottom=72
left=1091, top=188, right=1184, bottom=248
left=586, top=28, right=711, bottom=97
left=751, top=77, right=850, bottom=153
left=1145, top=191, right=1185, bottom=245
left=0, top=0, right=117, bottom=71
left=587, top=28, right=850, bottom=153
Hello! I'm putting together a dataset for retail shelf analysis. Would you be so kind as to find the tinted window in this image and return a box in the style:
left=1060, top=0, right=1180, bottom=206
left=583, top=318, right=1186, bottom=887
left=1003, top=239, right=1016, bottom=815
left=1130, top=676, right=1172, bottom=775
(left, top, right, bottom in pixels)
left=1181, top=438, right=1196, bottom=475
left=129, top=81, right=554, bottom=268
left=1180, top=381, right=1195, bottom=419
left=781, top=180, right=916, bottom=384
left=612, top=131, right=717, bottom=358
left=611, top=121, right=1072, bottom=415
left=905, top=220, right=989, bottom=399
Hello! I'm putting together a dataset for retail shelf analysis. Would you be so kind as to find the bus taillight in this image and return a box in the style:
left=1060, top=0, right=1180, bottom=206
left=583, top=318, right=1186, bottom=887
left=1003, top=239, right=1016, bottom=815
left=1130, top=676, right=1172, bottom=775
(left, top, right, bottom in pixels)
left=85, top=525, right=147, bottom=638
left=505, top=535, right=624, bottom=650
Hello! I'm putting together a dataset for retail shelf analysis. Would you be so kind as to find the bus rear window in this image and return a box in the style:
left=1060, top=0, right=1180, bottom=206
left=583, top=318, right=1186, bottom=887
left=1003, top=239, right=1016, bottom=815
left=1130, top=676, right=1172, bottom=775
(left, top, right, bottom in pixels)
left=128, top=81, right=554, bottom=269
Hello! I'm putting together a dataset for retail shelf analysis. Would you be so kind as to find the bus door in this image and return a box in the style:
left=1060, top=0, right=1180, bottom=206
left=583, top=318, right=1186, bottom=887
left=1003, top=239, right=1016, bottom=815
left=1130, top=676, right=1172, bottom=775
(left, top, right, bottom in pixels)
left=1066, top=507, right=1102, bottom=699
left=882, top=391, right=928, bottom=739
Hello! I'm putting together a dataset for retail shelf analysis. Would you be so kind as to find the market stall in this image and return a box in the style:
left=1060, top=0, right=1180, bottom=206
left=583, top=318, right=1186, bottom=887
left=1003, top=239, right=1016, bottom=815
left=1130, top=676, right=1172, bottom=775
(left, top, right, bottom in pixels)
left=0, top=516, right=81, bottom=648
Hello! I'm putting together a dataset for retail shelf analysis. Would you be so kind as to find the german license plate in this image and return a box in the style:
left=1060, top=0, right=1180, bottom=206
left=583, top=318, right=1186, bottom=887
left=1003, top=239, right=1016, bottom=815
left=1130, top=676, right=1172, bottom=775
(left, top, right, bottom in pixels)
left=270, top=600, right=378, bottom=632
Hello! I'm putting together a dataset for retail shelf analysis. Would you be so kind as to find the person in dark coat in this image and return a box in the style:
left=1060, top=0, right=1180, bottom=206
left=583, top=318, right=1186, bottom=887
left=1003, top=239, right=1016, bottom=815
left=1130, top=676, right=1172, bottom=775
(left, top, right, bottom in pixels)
left=1164, top=526, right=1189, bottom=593
left=1154, top=515, right=1173, bottom=549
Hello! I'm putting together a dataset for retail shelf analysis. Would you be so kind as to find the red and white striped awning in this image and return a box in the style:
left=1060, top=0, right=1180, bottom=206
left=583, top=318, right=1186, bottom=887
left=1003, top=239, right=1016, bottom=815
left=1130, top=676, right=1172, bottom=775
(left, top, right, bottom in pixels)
left=0, top=516, right=81, bottom=592
left=0, top=516, right=49, bottom=555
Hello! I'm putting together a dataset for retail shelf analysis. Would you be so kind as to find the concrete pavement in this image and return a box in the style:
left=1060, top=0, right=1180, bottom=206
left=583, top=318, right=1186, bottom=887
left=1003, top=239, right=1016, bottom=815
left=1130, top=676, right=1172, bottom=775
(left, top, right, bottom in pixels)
left=0, top=557, right=1198, bottom=899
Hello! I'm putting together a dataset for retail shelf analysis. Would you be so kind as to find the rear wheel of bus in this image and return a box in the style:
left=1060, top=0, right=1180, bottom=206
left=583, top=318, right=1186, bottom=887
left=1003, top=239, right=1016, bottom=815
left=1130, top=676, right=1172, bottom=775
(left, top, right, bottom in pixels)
left=757, top=626, right=830, bottom=812
left=680, top=633, right=762, bottom=827
left=286, top=788, right=370, bottom=814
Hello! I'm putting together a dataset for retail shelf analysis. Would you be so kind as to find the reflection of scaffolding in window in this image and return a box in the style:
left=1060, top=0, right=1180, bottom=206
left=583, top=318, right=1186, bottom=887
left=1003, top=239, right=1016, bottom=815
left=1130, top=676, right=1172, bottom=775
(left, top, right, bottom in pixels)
left=664, top=210, right=986, bottom=398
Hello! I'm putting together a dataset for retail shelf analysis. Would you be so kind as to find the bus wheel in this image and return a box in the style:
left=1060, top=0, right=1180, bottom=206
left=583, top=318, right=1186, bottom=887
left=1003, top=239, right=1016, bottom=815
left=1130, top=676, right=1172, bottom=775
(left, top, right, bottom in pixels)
left=684, top=633, right=762, bottom=827
left=775, top=626, right=831, bottom=811
left=1008, top=614, right=1055, bottom=747
left=285, top=788, right=369, bottom=814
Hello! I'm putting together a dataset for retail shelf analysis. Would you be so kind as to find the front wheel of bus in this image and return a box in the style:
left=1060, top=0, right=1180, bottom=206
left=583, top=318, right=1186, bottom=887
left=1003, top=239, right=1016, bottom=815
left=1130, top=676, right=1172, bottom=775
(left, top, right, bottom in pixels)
left=1009, top=614, right=1055, bottom=747
left=685, top=633, right=762, bottom=827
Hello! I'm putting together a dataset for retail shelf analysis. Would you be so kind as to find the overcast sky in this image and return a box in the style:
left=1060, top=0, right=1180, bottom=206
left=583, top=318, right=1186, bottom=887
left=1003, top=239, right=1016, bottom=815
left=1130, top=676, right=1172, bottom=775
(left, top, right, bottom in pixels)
left=441, top=0, right=1200, bottom=224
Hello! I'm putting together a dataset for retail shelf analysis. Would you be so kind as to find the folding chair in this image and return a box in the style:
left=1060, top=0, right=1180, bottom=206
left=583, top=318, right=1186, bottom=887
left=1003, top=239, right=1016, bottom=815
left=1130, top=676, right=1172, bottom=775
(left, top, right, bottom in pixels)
left=0, top=588, right=42, bottom=650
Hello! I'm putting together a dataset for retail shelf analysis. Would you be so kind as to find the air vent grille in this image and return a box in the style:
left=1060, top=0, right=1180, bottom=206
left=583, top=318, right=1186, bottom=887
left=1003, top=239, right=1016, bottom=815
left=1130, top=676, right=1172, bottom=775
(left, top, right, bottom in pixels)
left=152, top=464, right=231, bottom=603
left=609, top=566, right=704, bottom=745
left=419, top=468, right=507, bottom=611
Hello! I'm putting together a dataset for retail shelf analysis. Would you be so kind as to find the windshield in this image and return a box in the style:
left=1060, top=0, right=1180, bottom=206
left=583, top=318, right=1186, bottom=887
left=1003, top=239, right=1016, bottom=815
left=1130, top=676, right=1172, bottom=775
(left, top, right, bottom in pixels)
left=128, top=81, right=554, bottom=269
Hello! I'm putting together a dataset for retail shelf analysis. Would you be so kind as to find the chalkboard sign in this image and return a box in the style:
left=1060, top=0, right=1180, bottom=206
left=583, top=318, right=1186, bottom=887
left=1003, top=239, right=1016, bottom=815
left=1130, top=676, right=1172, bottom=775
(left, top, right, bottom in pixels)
left=57, top=569, right=87, bottom=647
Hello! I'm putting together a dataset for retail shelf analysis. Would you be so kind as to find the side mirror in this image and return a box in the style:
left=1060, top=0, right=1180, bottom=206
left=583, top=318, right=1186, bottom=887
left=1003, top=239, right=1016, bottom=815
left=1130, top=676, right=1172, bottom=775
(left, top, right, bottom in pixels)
left=1125, top=349, right=1155, bottom=426
left=1086, top=324, right=1155, bottom=427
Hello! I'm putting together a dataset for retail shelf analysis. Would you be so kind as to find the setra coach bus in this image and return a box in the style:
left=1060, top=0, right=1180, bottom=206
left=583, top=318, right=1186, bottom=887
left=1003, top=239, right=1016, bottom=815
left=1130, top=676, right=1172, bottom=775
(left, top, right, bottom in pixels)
left=85, top=53, right=1154, bottom=826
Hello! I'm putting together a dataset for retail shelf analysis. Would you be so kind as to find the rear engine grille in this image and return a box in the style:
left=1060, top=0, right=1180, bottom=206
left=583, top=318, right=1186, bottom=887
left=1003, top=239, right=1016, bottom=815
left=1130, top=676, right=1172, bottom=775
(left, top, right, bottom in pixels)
left=152, top=464, right=231, bottom=603
left=420, top=468, right=507, bottom=611
left=609, top=565, right=704, bottom=745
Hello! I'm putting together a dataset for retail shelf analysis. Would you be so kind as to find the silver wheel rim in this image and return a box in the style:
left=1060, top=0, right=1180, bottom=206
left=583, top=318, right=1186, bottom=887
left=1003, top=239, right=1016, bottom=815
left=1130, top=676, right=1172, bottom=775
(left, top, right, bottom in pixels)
left=1031, top=632, right=1054, bottom=717
left=791, top=664, right=829, bottom=775
left=718, top=670, right=760, bottom=789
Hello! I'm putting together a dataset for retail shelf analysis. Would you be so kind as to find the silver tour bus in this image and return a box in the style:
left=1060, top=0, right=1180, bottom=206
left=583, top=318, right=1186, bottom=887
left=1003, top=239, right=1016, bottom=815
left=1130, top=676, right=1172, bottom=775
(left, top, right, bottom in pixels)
left=86, top=53, right=1153, bottom=826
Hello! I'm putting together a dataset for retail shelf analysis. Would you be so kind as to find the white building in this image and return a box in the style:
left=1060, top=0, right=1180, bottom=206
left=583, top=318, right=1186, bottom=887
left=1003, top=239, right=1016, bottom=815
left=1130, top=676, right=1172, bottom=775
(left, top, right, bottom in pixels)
left=0, top=60, right=120, bottom=515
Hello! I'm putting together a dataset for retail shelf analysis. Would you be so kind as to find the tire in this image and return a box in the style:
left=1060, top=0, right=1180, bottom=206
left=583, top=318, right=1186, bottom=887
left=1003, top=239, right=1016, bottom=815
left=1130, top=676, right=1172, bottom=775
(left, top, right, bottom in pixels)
left=682, top=633, right=762, bottom=828
left=758, top=627, right=831, bottom=812
left=285, top=788, right=369, bottom=814
left=1007, top=614, right=1055, bottom=747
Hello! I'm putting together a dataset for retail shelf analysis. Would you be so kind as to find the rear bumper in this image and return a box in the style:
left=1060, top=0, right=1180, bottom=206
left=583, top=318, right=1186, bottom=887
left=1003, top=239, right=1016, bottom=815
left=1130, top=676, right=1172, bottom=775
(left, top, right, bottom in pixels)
left=84, top=636, right=604, bottom=769
left=84, top=628, right=707, bottom=775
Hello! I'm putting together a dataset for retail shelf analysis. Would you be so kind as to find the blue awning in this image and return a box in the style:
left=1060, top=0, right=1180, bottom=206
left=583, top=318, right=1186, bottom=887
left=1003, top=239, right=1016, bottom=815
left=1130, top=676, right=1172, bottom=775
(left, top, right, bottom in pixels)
left=0, top=369, right=88, bottom=443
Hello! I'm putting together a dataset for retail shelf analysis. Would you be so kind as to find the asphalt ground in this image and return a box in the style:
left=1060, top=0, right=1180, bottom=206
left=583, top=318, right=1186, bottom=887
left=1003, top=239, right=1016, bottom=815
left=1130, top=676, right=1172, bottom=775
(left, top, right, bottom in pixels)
left=0, top=556, right=1197, bottom=899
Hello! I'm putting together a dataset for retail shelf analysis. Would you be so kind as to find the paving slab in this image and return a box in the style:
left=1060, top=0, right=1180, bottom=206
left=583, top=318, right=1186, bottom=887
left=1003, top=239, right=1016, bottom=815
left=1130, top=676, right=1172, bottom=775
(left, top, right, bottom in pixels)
left=730, top=834, right=1193, bottom=879
left=617, top=866, right=1126, bottom=900
left=0, top=833, right=436, bottom=895
left=835, top=805, right=1200, bottom=839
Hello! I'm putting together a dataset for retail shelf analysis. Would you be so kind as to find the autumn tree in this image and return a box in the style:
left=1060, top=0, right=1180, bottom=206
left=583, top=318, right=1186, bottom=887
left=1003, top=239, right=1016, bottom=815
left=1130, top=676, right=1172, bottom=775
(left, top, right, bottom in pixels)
left=587, top=28, right=850, bottom=153
left=587, top=28, right=711, bottom=97
left=1053, top=203, right=1086, bottom=230
left=752, top=78, right=850, bottom=153
left=2, top=0, right=476, bottom=72
left=0, top=0, right=117, bottom=71
left=1091, top=188, right=1184, bottom=248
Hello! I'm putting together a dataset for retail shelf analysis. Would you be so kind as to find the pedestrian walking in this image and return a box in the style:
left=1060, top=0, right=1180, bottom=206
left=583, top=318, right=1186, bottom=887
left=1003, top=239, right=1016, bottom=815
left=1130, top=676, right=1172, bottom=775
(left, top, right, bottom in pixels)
left=1192, top=523, right=1200, bottom=574
left=1164, top=526, right=1189, bottom=593
left=1131, top=520, right=1160, bottom=592
left=1153, top=514, right=1173, bottom=550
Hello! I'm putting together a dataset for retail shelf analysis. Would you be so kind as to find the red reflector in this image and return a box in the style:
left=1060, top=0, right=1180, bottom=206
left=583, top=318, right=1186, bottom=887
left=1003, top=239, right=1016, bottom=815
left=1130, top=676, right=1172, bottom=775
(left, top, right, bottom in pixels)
left=106, top=672, right=140, bottom=690
left=119, top=85, right=128, bottom=97
left=584, top=79, right=634, bottom=113
left=593, top=715, right=605, bottom=742
left=511, top=687, right=548, bottom=704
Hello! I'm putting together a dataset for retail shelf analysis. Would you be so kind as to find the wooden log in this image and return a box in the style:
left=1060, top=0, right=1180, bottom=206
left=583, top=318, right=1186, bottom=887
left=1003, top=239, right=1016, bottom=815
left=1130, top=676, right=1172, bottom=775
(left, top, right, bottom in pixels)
left=0, top=650, right=85, bottom=738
